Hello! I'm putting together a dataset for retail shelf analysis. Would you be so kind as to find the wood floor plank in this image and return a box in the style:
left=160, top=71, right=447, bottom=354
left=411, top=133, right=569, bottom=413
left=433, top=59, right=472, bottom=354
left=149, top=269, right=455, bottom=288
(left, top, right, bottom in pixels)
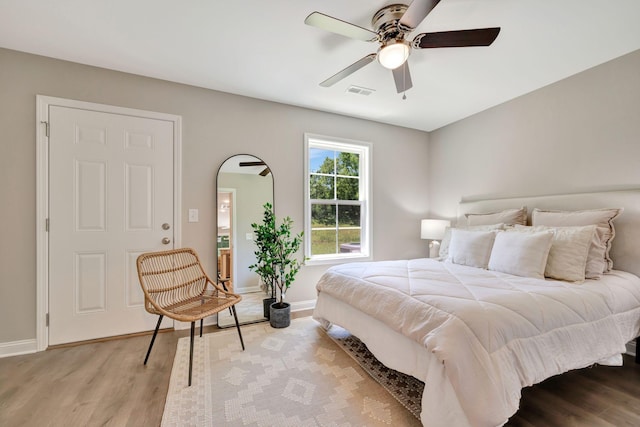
left=504, top=356, right=640, bottom=426
left=541, top=370, right=632, bottom=416
left=1, top=317, right=639, bottom=427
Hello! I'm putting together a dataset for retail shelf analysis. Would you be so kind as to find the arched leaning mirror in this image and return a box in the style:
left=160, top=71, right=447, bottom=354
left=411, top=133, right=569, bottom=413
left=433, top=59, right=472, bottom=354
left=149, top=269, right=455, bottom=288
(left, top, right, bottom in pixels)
left=216, top=154, right=274, bottom=327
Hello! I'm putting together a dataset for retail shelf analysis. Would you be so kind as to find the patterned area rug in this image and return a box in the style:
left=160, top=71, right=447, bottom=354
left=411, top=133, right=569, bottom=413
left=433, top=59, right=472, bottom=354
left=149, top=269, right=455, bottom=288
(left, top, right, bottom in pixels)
left=162, top=317, right=423, bottom=426
left=327, top=325, right=424, bottom=420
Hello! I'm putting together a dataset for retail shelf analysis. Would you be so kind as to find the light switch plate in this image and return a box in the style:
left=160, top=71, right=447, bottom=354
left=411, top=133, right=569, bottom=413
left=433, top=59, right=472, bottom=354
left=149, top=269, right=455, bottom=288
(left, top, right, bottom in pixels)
left=246, top=232, right=253, bottom=241
left=188, top=209, right=199, bottom=223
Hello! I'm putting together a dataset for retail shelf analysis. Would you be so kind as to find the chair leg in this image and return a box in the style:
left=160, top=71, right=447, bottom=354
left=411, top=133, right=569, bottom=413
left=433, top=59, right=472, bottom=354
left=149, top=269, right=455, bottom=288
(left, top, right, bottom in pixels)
left=189, top=321, right=195, bottom=386
left=144, top=315, right=164, bottom=365
left=231, top=305, right=245, bottom=351
left=200, top=318, right=203, bottom=338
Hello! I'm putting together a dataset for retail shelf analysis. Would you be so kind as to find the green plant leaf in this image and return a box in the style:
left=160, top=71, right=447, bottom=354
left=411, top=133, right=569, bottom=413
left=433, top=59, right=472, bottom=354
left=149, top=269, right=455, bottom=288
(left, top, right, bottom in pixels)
left=248, top=202, right=305, bottom=304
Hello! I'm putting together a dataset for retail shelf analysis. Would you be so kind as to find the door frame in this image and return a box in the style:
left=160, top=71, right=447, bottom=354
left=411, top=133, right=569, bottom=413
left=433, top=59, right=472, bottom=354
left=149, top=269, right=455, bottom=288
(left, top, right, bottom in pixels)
left=36, top=95, right=182, bottom=351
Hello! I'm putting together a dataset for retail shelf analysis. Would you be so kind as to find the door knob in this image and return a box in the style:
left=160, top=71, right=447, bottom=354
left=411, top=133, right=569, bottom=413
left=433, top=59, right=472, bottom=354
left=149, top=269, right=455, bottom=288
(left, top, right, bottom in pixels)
left=162, top=237, right=171, bottom=245
left=162, top=223, right=171, bottom=230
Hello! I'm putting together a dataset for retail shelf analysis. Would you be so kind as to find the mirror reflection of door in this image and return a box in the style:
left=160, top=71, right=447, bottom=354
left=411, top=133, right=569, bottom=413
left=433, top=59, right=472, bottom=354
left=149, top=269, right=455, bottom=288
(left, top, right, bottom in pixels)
left=216, top=155, right=273, bottom=328
left=217, top=189, right=234, bottom=289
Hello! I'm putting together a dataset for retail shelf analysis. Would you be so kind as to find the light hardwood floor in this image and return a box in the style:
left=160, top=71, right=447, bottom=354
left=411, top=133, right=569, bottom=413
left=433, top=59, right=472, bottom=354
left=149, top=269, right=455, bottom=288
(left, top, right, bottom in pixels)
left=1, top=315, right=639, bottom=427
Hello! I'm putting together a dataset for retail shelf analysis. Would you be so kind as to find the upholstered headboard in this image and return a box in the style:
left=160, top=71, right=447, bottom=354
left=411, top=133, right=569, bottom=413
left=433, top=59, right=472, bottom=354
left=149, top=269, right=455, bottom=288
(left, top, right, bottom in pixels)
left=457, top=190, right=640, bottom=277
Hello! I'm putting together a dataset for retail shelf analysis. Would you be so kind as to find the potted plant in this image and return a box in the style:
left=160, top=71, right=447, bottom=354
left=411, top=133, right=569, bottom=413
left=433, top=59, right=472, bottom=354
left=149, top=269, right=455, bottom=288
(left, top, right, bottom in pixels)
left=249, top=202, right=304, bottom=328
left=249, top=204, right=278, bottom=319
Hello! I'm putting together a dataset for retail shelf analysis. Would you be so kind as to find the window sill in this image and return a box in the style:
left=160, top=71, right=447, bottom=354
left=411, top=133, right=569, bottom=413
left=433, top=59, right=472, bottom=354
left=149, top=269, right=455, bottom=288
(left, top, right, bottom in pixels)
left=305, top=253, right=372, bottom=266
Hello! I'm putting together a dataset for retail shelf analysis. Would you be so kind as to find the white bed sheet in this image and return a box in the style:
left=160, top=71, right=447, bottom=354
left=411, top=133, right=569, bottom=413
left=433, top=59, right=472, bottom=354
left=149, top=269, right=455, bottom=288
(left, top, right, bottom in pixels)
left=313, top=258, right=640, bottom=427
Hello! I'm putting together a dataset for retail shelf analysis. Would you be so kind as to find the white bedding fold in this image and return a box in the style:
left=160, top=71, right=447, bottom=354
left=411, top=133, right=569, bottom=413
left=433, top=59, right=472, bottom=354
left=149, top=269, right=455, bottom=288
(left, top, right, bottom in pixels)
left=315, top=258, right=640, bottom=426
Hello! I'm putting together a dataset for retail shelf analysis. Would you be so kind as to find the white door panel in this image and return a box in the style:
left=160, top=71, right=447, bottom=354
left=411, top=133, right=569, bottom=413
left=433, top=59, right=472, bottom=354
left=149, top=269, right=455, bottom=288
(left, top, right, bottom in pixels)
left=49, top=106, right=174, bottom=345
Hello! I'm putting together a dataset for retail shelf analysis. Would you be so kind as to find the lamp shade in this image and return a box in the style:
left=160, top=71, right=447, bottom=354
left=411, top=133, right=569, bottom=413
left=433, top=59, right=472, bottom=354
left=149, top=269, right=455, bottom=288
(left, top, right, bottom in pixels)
left=421, top=219, right=450, bottom=240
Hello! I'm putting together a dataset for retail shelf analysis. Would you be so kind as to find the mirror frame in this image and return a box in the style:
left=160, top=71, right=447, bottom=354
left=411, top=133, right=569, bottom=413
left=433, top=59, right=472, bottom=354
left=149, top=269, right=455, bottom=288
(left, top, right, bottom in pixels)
left=215, top=154, right=274, bottom=327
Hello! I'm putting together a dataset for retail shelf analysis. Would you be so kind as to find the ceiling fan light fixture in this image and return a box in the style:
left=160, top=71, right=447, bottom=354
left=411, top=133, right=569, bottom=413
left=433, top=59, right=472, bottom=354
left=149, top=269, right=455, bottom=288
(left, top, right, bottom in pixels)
left=377, top=40, right=410, bottom=70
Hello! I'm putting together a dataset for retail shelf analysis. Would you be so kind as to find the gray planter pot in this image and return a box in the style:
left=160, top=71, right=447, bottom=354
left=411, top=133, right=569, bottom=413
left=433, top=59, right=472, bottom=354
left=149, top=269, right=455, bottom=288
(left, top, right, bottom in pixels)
left=269, top=302, right=291, bottom=328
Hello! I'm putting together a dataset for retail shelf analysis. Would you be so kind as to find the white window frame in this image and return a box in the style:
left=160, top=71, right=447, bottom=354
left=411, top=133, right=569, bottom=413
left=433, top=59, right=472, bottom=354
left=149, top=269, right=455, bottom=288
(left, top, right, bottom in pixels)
left=304, top=133, right=372, bottom=265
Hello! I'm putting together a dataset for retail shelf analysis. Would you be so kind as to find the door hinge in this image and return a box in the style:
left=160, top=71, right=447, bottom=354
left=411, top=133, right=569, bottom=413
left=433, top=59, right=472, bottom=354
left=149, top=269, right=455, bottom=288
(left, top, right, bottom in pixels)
left=41, top=121, right=49, bottom=137
left=45, top=218, right=49, bottom=232
left=46, top=313, right=49, bottom=327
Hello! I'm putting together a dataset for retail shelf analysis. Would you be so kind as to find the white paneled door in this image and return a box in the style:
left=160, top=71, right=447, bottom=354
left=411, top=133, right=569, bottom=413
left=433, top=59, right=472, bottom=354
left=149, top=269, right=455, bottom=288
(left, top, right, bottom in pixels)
left=48, top=106, right=175, bottom=345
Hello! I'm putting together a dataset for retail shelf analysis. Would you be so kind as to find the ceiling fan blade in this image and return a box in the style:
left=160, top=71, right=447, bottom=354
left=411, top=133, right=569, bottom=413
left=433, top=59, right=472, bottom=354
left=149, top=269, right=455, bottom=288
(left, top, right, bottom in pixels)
left=392, top=62, right=413, bottom=93
left=239, top=161, right=265, bottom=167
left=305, top=12, right=378, bottom=42
left=398, top=0, right=441, bottom=30
left=413, top=27, right=501, bottom=49
left=259, top=167, right=271, bottom=177
left=320, top=53, right=377, bottom=87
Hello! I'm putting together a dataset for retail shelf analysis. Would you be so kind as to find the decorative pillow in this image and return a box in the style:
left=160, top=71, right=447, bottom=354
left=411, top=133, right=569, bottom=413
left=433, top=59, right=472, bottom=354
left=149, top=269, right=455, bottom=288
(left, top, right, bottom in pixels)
left=465, top=207, right=527, bottom=226
left=447, top=229, right=497, bottom=269
left=531, top=208, right=622, bottom=278
left=439, top=223, right=505, bottom=259
left=514, top=225, right=596, bottom=282
left=488, top=230, right=554, bottom=279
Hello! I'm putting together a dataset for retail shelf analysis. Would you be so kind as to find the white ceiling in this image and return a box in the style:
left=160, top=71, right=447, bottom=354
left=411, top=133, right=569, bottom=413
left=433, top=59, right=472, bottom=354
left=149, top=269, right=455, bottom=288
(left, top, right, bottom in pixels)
left=1, top=0, right=639, bottom=131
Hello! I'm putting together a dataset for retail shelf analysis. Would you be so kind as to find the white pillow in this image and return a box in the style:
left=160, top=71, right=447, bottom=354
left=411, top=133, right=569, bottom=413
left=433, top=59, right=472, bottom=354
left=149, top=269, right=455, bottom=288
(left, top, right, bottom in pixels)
left=531, top=208, right=622, bottom=278
left=439, top=223, right=505, bottom=259
left=465, top=207, right=527, bottom=226
left=514, top=225, right=596, bottom=282
left=447, top=229, right=497, bottom=269
left=488, top=231, right=554, bottom=279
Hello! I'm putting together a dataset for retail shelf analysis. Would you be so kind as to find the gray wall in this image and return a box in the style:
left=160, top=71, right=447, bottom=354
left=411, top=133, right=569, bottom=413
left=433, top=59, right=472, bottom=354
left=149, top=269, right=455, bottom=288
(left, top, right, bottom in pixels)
left=428, top=49, right=640, bottom=221
left=0, top=48, right=430, bottom=344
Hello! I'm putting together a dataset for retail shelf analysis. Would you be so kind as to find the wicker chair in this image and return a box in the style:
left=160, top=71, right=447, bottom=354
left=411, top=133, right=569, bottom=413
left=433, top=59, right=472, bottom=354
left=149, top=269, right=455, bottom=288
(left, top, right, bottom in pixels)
left=136, top=247, right=245, bottom=386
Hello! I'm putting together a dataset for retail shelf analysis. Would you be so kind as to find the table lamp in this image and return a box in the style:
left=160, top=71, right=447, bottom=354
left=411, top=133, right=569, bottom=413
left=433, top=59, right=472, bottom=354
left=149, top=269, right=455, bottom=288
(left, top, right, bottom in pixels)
left=421, top=219, right=451, bottom=258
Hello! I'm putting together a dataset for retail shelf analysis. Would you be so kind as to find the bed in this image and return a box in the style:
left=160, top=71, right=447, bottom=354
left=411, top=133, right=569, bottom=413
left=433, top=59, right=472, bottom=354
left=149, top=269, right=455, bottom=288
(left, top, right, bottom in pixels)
left=313, top=190, right=640, bottom=427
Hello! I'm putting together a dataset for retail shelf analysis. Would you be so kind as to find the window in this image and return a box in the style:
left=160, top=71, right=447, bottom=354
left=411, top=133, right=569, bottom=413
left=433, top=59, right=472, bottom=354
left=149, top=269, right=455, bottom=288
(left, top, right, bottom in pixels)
left=304, top=134, right=371, bottom=263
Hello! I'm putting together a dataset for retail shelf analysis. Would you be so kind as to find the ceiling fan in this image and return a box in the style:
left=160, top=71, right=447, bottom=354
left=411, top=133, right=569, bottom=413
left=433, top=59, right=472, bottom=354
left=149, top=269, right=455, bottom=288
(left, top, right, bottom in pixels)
left=304, top=0, right=501, bottom=94
left=239, top=161, right=271, bottom=177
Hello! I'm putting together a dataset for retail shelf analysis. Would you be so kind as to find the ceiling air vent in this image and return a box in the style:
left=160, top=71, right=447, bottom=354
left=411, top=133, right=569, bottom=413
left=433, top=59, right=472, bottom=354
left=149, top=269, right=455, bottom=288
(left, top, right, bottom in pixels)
left=346, top=85, right=375, bottom=96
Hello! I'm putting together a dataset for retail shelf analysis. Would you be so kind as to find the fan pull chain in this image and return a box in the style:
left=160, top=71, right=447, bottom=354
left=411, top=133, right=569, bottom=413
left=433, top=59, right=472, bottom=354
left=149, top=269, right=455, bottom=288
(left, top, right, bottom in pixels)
left=402, top=64, right=407, bottom=100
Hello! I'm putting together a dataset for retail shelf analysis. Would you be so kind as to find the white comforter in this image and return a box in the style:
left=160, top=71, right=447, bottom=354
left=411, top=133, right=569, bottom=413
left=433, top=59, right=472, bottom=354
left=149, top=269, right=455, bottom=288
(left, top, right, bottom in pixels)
left=315, top=258, right=640, bottom=426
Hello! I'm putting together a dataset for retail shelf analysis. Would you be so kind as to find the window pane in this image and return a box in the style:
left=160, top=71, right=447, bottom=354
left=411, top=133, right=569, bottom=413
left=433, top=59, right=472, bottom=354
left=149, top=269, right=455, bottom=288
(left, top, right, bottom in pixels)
left=311, top=229, right=337, bottom=255
left=309, top=148, right=335, bottom=174
left=336, top=152, right=359, bottom=177
left=338, top=205, right=361, bottom=254
left=312, top=204, right=336, bottom=255
left=305, top=136, right=369, bottom=261
left=311, top=204, right=336, bottom=227
left=336, top=177, right=359, bottom=200
left=310, top=175, right=334, bottom=200
left=338, top=230, right=361, bottom=254
left=338, top=205, right=360, bottom=227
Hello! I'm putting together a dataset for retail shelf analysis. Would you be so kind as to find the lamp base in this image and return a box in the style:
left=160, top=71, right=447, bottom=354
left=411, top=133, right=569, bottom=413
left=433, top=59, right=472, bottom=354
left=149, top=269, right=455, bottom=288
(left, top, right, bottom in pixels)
left=428, top=240, right=441, bottom=259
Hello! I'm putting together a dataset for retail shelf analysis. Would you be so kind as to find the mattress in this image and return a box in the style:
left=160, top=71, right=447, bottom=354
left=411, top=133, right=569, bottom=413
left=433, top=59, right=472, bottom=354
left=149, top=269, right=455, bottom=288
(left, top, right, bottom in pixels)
left=313, top=258, right=640, bottom=427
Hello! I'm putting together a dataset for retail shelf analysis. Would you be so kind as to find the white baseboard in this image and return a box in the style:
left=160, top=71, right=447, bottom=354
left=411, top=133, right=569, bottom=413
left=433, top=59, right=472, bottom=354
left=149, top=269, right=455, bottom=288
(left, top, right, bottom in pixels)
left=0, top=339, right=38, bottom=358
left=238, top=286, right=262, bottom=294
left=291, top=299, right=316, bottom=313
